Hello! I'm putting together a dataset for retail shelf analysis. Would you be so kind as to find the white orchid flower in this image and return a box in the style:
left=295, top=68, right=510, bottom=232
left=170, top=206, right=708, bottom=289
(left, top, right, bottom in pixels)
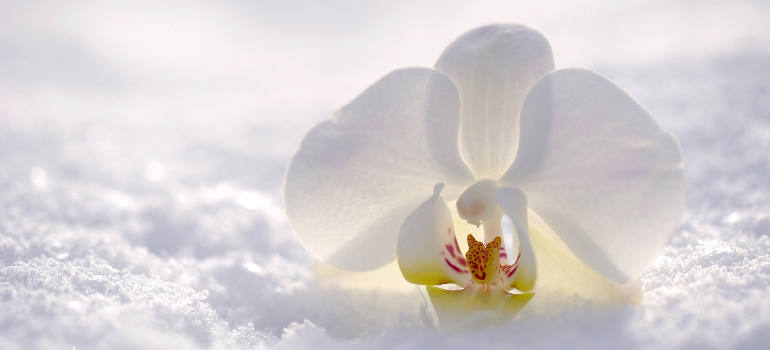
left=285, top=24, right=685, bottom=316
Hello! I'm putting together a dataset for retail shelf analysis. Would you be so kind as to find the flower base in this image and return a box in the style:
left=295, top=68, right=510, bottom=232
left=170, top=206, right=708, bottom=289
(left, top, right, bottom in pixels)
left=426, top=285, right=533, bottom=332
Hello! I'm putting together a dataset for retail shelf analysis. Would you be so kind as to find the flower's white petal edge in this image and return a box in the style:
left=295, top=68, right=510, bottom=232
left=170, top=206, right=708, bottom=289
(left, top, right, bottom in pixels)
left=435, top=24, right=554, bottom=179
left=496, top=187, right=536, bottom=291
left=397, top=183, right=472, bottom=286
left=285, top=68, right=475, bottom=271
left=501, top=68, right=685, bottom=283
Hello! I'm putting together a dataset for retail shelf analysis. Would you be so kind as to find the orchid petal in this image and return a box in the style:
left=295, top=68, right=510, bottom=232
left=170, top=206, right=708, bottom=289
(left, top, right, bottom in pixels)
left=501, top=69, right=685, bottom=283
left=397, top=184, right=472, bottom=286
left=435, top=24, right=554, bottom=178
left=525, top=210, right=642, bottom=311
left=285, top=68, right=474, bottom=271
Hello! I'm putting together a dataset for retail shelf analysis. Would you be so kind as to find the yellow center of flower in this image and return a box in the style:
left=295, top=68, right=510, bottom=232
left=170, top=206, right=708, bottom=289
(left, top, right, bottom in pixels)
left=465, top=234, right=502, bottom=285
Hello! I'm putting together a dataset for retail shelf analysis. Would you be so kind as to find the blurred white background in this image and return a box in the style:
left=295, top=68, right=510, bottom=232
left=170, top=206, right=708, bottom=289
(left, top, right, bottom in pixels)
left=1, top=1, right=769, bottom=349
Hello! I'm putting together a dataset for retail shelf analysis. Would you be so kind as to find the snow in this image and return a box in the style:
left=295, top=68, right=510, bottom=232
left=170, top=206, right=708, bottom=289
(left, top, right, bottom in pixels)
left=1, top=1, right=769, bottom=349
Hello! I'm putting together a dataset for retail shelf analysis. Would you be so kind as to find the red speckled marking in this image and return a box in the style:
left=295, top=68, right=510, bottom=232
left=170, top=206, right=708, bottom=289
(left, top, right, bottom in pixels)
left=465, top=235, right=502, bottom=283
left=453, top=237, right=465, bottom=265
left=502, top=250, right=522, bottom=277
left=444, top=258, right=464, bottom=273
left=442, top=233, right=467, bottom=268
left=441, top=236, right=470, bottom=275
left=465, top=235, right=486, bottom=281
left=504, top=264, right=518, bottom=277
left=445, top=244, right=456, bottom=257
left=499, top=246, right=508, bottom=259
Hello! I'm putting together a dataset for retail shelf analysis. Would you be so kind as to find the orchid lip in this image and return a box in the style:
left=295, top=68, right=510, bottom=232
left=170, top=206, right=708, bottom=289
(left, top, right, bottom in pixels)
left=397, top=178, right=536, bottom=294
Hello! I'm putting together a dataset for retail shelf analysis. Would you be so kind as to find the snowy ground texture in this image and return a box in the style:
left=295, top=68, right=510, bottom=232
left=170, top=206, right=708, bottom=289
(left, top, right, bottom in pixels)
left=2, top=1, right=770, bottom=349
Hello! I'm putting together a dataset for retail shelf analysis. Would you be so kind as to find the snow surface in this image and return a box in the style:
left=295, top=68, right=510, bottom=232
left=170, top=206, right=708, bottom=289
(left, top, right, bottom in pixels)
left=1, top=1, right=769, bottom=349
